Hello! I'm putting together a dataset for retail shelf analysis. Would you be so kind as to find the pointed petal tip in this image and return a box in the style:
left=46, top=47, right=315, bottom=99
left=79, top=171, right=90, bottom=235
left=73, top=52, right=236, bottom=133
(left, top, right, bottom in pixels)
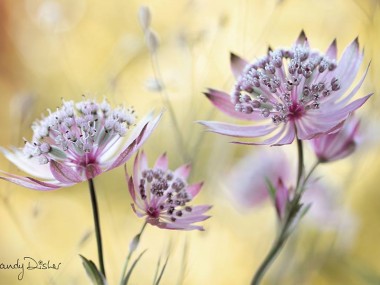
left=230, top=52, right=240, bottom=61
left=298, top=30, right=307, bottom=41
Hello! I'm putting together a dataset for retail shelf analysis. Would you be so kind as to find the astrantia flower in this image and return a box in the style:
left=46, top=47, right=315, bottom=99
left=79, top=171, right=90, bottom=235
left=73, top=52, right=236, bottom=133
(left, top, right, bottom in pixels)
left=226, top=147, right=292, bottom=220
left=0, top=98, right=161, bottom=190
left=226, top=147, right=291, bottom=209
left=309, top=115, right=360, bottom=162
left=126, top=152, right=211, bottom=231
left=200, top=31, right=372, bottom=145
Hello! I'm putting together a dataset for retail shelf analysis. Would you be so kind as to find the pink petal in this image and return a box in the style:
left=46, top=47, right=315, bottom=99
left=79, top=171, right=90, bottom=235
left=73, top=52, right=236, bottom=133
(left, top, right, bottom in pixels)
left=133, top=152, right=141, bottom=189
left=230, top=53, right=248, bottom=79
left=231, top=123, right=291, bottom=146
left=176, top=214, right=211, bottom=223
left=333, top=62, right=370, bottom=106
left=190, top=205, right=212, bottom=215
left=139, top=151, right=149, bottom=171
left=295, top=30, right=308, bottom=47
left=154, top=153, right=168, bottom=170
left=333, top=38, right=361, bottom=93
left=174, top=164, right=191, bottom=179
left=0, top=171, right=63, bottom=191
left=325, top=38, right=337, bottom=60
left=330, top=94, right=372, bottom=120
left=85, top=164, right=103, bottom=179
left=273, top=124, right=296, bottom=146
left=106, top=138, right=137, bottom=171
left=199, top=121, right=276, bottom=138
left=275, top=179, right=289, bottom=220
left=128, top=175, right=136, bottom=201
left=50, top=160, right=83, bottom=183
left=187, top=182, right=203, bottom=198
left=107, top=113, right=162, bottom=171
left=156, top=222, right=205, bottom=231
left=204, top=89, right=264, bottom=120
left=0, top=147, right=55, bottom=180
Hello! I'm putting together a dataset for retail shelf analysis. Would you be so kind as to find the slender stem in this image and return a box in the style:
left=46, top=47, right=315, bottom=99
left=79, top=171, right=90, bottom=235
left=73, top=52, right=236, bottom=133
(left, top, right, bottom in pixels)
left=251, top=139, right=305, bottom=285
left=301, top=160, right=320, bottom=193
left=295, top=139, right=304, bottom=192
left=150, top=53, right=190, bottom=163
left=88, top=179, right=106, bottom=277
left=119, top=221, right=148, bottom=285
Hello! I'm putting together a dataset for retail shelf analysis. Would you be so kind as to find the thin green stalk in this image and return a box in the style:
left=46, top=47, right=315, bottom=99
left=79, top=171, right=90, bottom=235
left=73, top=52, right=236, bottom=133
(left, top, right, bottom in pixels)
left=296, top=139, right=304, bottom=192
left=150, top=53, right=190, bottom=162
left=251, top=140, right=305, bottom=285
left=119, top=222, right=148, bottom=285
left=301, top=160, right=320, bottom=194
left=88, top=179, right=106, bottom=278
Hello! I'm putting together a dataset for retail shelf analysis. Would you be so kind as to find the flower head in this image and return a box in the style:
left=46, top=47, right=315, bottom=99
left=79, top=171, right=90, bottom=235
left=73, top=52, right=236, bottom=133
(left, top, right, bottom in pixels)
left=309, top=115, right=360, bottom=162
left=0, top=98, right=161, bottom=190
left=126, top=152, right=211, bottom=231
left=200, top=31, right=372, bottom=145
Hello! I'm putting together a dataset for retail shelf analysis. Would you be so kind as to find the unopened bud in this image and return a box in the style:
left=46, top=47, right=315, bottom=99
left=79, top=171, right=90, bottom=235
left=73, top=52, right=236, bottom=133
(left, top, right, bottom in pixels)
left=146, top=29, right=159, bottom=53
left=138, top=6, right=151, bottom=30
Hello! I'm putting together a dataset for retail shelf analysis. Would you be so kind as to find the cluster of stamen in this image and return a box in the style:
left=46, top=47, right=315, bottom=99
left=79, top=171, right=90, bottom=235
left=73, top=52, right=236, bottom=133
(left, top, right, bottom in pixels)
left=139, top=168, right=192, bottom=222
left=232, top=44, right=341, bottom=124
left=23, top=98, right=136, bottom=165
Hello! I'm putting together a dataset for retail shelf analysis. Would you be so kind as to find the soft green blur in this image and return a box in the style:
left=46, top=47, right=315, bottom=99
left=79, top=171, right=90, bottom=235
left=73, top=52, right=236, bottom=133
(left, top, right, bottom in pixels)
left=0, top=0, right=379, bottom=284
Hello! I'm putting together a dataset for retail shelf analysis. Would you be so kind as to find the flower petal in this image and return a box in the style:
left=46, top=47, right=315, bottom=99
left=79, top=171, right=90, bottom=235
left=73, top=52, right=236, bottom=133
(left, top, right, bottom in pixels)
left=50, top=160, right=83, bottom=183
left=107, top=113, right=162, bottom=171
left=174, top=164, right=191, bottom=179
left=187, top=182, right=203, bottom=198
left=0, top=171, right=63, bottom=191
left=295, top=30, right=308, bottom=47
left=199, top=121, right=276, bottom=138
left=204, top=89, right=264, bottom=120
left=0, top=147, right=55, bottom=180
left=325, top=38, right=337, bottom=60
left=230, top=53, right=248, bottom=79
left=154, top=153, right=168, bottom=170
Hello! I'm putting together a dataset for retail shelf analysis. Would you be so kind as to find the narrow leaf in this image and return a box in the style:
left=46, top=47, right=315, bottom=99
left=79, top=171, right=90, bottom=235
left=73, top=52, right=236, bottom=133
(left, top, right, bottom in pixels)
left=154, top=255, right=169, bottom=285
left=265, top=178, right=276, bottom=202
left=80, top=255, right=107, bottom=285
left=122, top=249, right=147, bottom=285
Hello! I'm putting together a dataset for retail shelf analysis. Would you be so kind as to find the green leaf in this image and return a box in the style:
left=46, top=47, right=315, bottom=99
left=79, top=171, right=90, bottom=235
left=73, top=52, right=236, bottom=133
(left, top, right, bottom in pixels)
left=154, top=255, right=169, bottom=285
left=80, top=255, right=107, bottom=285
left=265, top=178, right=276, bottom=203
left=122, top=249, right=147, bottom=285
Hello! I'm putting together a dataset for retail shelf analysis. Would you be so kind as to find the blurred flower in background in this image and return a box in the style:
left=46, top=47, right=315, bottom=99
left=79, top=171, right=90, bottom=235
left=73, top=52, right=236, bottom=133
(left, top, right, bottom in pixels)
left=309, top=115, right=360, bottom=163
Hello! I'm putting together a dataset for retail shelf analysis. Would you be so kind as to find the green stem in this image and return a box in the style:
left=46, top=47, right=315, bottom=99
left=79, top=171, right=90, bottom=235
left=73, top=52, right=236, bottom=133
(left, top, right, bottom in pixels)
left=119, top=221, right=148, bottom=285
left=150, top=53, right=190, bottom=163
left=251, top=139, right=305, bottom=285
left=301, top=160, right=320, bottom=193
left=88, top=179, right=106, bottom=278
left=296, top=139, right=304, bottom=192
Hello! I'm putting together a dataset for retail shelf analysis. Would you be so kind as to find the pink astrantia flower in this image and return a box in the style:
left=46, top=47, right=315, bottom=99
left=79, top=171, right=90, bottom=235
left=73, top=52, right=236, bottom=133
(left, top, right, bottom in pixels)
left=226, top=147, right=291, bottom=209
left=126, top=152, right=211, bottom=231
left=200, top=31, right=372, bottom=145
left=309, top=115, right=360, bottom=162
left=0, top=98, right=161, bottom=190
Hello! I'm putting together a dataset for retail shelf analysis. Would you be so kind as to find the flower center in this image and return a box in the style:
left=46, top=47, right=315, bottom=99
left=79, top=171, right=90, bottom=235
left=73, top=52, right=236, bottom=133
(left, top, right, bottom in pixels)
left=23, top=99, right=136, bottom=167
left=287, top=102, right=304, bottom=121
left=138, top=168, right=193, bottom=221
left=232, top=43, right=341, bottom=126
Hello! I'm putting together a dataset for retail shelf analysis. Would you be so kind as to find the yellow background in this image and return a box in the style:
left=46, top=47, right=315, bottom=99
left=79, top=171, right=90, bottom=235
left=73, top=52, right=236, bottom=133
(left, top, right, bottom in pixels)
left=0, top=0, right=379, bottom=284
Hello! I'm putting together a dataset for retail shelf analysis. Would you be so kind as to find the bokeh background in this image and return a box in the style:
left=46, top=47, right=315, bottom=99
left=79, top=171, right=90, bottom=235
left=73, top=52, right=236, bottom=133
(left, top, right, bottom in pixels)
left=0, top=0, right=380, bottom=284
